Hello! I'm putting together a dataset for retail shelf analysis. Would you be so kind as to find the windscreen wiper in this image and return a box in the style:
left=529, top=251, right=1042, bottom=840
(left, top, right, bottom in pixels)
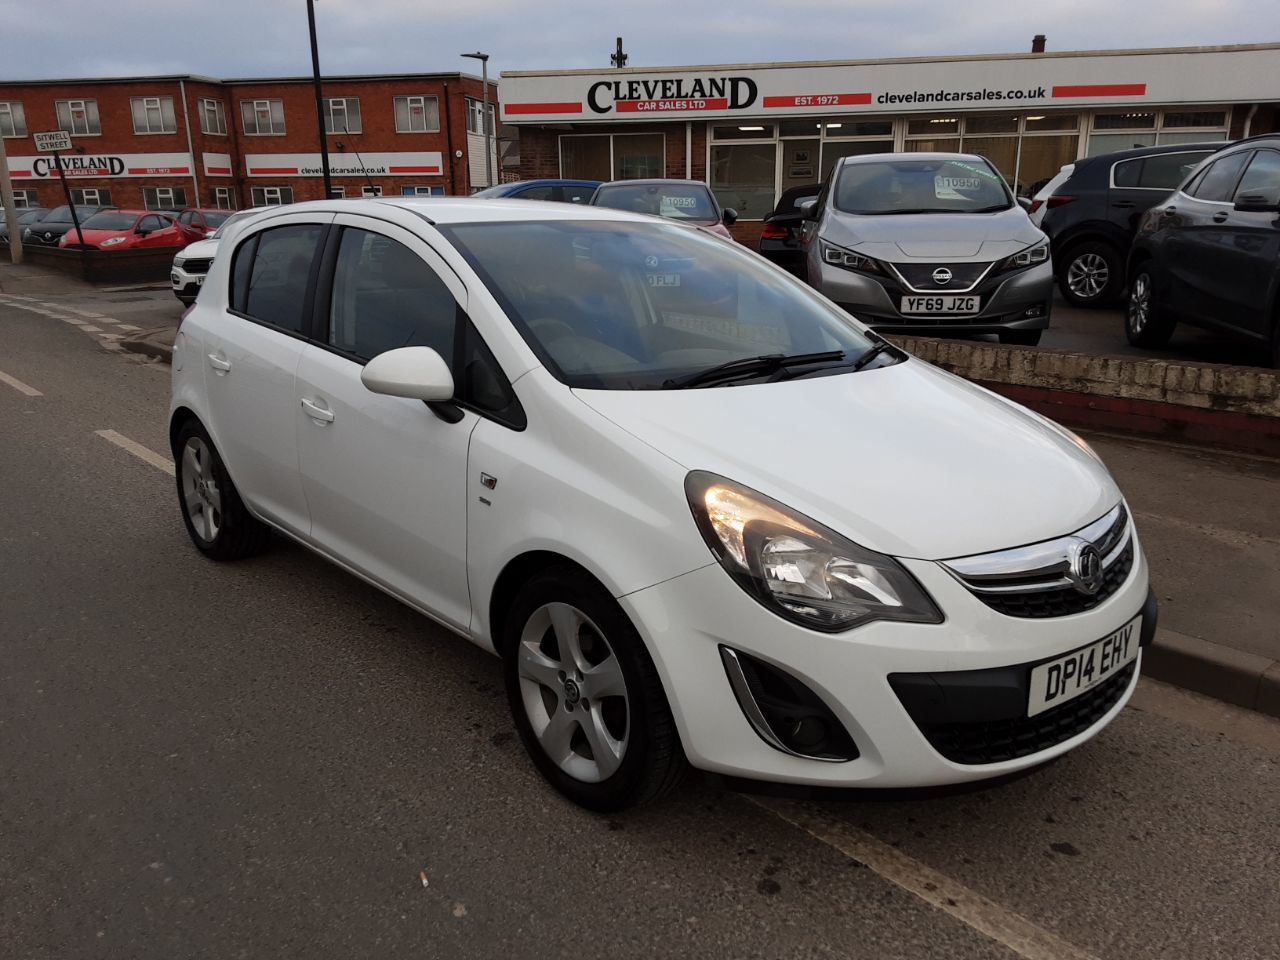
left=662, top=350, right=845, bottom=389
left=849, top=340, right=894, bottom=371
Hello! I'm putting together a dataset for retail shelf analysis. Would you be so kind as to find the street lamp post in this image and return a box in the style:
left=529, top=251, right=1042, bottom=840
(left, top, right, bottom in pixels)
left=461, top=52, right=493, bottom=189
left=306, top=0, right=334, bottom=201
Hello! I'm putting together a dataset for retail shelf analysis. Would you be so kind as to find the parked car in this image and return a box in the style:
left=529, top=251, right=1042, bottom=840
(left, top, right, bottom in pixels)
left=58, top=210, right=189, bottom=251
left=471, top=179, right=600, bottom=204
left=1127, top=135, right=1280, bottom=365
left=176, top=207, right=238, bottom=239
left=758, top=184, right=821, bottom=277
left=0, top=207, right=50, bottom=245
left=172, top=207, right=271, bottom=305
left=590, top=179, right=737, bottom=239
left=170, top=196, right=1154, bottom=810
left=22, top=204, right=113, bottom=246
left=804, top=153, right=1052, bottom=345
left=1027, top=165, right=1073, bottom=228
left=1040, top=142, right=1226, bottom=307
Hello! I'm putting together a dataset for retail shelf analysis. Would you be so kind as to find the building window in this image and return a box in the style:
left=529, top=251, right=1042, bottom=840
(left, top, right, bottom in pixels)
left=329, top=186, right=346, bottom=197
left=56, top=99, right=101, bottom=136
left=711, top=142, right=776, bottom=220
left=324, top=97, right=362, bottom=134
left=902, top=113, right=1078, bottom=196
left=241, top=99, right=286, bottom=136
left=0, top=101, right=27, bottom=137
left=560, top=133, right=665, bottom=182
left=200, top=98, right=227, bottom=135
left=12, top=189, right=37, bottom=208
left=211, top=187, right=235, bottom=209
left=466, top=98, right=494, bottom=135
left=131, top=96, right=178, bottom=134
left=143, top=186, right=187, bottom=210
left=394, top=95, right=440, bottom=133
left=70, top=188, right=111, bottom=205
left=1086, top=107, right=1230, bottom=155
left=360, top=185, right=383, bottom=197
left=401, top=185, right=445, bottom=196
left=251, top=186, right=293, bottom=206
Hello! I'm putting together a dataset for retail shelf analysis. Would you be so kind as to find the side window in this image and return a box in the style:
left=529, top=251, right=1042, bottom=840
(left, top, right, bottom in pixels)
left=560, top=185, right=595, bottom=205
left=1188, top=152, right=1250, bottom=203
left=177, top=211, right=192, bottom=225
left=1112, top=158, right=1141, bottom=188
left=328, top=228, right=458, bottom=361
left=237, top=224, right=324, bottom=333
left=514, top=185, right=556, bottom=201
left=1139, top=152, right=1211, bottom=190
left=140, top=216, right=163, bottom=232
left=1234, top=150, right=1280, bottom=206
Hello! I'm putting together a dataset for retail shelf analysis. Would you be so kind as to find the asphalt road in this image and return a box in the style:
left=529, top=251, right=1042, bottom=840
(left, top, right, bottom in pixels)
left=3, top=298, right=1280, bottom=960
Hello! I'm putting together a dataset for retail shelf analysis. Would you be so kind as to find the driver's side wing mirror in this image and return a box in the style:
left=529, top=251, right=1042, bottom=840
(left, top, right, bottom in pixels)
left=799, top=199, right=818, bottom=220
left=721, top=207, right=738, bottom=226
left=361, top=346, right=454, bottom=402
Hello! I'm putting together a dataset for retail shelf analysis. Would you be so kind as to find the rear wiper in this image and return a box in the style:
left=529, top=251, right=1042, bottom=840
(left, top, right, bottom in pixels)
left=662, top=350, right=845, bottom=389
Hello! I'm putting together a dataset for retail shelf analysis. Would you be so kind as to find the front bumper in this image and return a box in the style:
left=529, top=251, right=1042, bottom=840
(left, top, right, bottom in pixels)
left=813, top=259, right=1054, bottom=335
left=171, top=265, right=206, bottom=303
left=619, top=529, right=1150, bottom=788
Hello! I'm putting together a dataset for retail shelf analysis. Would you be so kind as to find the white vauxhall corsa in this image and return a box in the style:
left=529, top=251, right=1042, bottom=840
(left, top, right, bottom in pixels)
left=169, top=198, right=1156, bottom=811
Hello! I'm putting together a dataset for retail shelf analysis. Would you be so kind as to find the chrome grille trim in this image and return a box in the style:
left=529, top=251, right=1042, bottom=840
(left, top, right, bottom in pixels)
left=883, top=260, right=997, bottom=294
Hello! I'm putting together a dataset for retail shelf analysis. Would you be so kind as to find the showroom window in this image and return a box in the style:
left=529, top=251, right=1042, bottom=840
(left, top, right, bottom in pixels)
left=242, top=99, right=286, bottom=136
left=0, top=100, right=27, bottom=137
left=56, top=99, right=101, bottom=136
left=200, top=98, right=227, bottom=135
left=69, top=188, right=111, bottom=205
left=211, top=187, right=235, bottom=209
left=143, top=186, right=186, bottom=210
left=324, top=97, right=361, bottom=134
left=905, top=112, right=1079, bottom=196
left=394, top=95, right=440, bottom=133
left=560, top=133, right=666, bottom=181
left=251, top=186, right=294, bottom=206
left=1086, top=108, right=1230, bottom=155
left=131, top=96, right=177, bottom=134
left=12, top=189, right=37, bottom=208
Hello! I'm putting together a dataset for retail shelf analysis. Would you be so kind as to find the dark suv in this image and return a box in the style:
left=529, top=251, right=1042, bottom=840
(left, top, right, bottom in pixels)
left=1127, top=135, right=1280, bottom=365
left=1040, top=142, right=1224, bottom=307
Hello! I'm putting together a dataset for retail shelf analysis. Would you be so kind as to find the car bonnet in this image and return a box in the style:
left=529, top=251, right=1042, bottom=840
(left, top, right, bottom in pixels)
left=824, top=206, right=1043, bottom=261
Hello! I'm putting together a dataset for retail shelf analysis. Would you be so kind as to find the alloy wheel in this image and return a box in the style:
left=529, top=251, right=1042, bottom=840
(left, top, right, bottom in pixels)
left=516, top=602, right=630, bottom=783
left=1067, top=252, right=1110, bottom=300
left=180, top=436, right=222, bottom=542
left=1127, top=272, right=1151, bottom=335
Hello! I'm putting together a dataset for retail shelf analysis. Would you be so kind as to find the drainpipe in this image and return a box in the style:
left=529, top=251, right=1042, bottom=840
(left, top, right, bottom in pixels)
left=685, top=121, right=692, bottom=178
left=179, top=80, right=201, bottom=207
left=443, top=82, right=457, bottom=195
left=1241, top=103, right=1258, bottom=139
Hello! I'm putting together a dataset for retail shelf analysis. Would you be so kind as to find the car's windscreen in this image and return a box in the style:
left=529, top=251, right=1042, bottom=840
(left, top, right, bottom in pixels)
left=211, top=210, right=256, bottom=238
left=81, top=212, right=138, bottom=230
left=440, top=220, right=876, bottom=390
left=593, top=184, right=717, bottom=221
left=834, top=158, right=1011, bottom=214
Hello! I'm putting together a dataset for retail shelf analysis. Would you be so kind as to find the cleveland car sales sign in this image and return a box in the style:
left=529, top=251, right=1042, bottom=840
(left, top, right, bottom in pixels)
left=8, top=152, right=194, bottom=179
left=243, top=152, right=443, bottom=177
left=501, top=46, right=1280, bottom=122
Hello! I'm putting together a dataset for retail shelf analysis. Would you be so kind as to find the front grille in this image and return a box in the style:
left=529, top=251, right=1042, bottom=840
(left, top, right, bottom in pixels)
left=181, top=258, right=212, bottom=274
left=905, top=662, right=1135, bottom=765
left=891, top=261, right=993, bottom=291
left=980, top=540, right=1133, bottom=618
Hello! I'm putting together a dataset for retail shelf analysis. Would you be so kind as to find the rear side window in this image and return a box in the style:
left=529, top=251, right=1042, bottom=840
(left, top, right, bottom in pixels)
left=1234, top=150, right=1280, bottom=206
left=1187, top=152, right=1249, bottom=203
left=561, top=184, right=595, bottom=204
left=513, top=185, right=556, bottom=201
left=230, top=223, right=324, bottom=333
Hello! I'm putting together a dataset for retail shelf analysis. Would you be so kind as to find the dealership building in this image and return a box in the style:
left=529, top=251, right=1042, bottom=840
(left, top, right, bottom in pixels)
left=502, top=43, right=1280, bottom=240
left=0, top=71, right=498, bottom=211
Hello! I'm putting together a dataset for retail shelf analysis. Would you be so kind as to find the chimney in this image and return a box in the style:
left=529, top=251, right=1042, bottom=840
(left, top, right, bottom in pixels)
left=1032, top=34, right=1046, bottom=53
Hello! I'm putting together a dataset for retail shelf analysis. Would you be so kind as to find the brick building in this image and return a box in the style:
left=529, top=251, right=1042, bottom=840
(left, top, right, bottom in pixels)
left=0, top=72, right=499, bottom=211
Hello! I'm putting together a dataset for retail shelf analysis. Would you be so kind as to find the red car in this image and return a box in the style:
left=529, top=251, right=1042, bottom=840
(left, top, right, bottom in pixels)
left=175, top=207, right=236, bottom=239
left=59, top=210, right=191, bottom=250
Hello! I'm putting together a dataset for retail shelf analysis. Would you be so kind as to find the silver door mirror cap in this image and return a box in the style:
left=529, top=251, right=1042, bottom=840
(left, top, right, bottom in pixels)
left=799, top=199, right=818, bottom=219
left=360, top=346, right=454, bottom=402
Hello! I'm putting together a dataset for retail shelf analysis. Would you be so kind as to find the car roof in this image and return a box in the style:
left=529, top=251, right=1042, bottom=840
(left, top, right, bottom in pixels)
left=593, top=179, right=710, bottom=188
left=245, top=197, right=671, bottom=227
left=1080, top=141, right=1228, bottom=166
left=838, top=152, right=990, bottom=165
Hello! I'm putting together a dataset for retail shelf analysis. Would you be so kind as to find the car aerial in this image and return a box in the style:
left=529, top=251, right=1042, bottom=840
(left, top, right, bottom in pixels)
left=22, top=204, right=114, bottom=246
left=172, top=207, right=272, bottom=306
left=175, top=207, right=239, bottom=239
left=1039, top=142, right=1226, bottom=308
left=758, top=183, right=821, bottom=278
left=170, top=197, right=1155, bottom=811
left=58, top=209, right=189, bottom=251
left=804, top=154, right=1053, bottom=345
left=471, top=179, right=601, bottom=204
left=590, top=179, right=738, bottom=240
left=0, top=206, right=50, bottom=245
left=1127, top=134, right=1280, bottom=365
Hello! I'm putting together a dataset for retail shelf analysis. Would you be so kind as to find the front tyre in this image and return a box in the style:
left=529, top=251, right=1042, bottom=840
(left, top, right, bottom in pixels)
left=1125, top=265, right=1176, bottom=348
left=175, top=420, right=270, bottom=560
left=503, top=567, right=685, bottom=811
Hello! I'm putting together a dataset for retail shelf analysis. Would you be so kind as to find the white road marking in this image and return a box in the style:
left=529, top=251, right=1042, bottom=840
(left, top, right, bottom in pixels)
left=94, top=318, right=120, bottom=325
left=117, top=324, right=142, bottom=332
left=98, top=333, right=125, bottom=341
left=63, top=318, right=89, bottom=326
left=79, top=325, right=102, bottom=333
left=752, top=797, right=1102, bottom=960
left=94, top=430, right=175, bottom=476
left=0, top=370, right=43, bottom=397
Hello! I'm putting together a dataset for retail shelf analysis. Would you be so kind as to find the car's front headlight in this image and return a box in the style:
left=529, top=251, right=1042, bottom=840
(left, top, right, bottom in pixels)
left=820, top=240, right=883, bottom=275
left=685, top=471, right=943, bottom=632
left=100, top=236, right=127, bottom=247
left=997, top=240, right=1049, bottom=272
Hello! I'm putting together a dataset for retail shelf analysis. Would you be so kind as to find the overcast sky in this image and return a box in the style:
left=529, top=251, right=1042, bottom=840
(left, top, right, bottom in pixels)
left=1, top=0, right=1263, bottom=81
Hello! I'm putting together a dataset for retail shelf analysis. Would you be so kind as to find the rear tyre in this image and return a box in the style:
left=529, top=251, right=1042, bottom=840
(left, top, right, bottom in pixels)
left=999, top=329, right=1043, bottom=346
left=1058, top=241, right=1123, bottom=307
left=1125, top=264, right=1176, bottom=348
left=502, top=566, right=686, bottom=812
left=174, top=420, right=270, bottom=561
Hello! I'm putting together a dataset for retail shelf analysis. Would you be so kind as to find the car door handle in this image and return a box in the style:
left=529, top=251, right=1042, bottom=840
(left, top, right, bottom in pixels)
left=1212, top=211, right=1229, bottom=223
left=1111, top=200, right=1136, bottom=209
left=300, top=397, right=335, bottom=424
left=1163, top=205, right=1177, bottom=215
left=207, top=353, right=231, bottom=374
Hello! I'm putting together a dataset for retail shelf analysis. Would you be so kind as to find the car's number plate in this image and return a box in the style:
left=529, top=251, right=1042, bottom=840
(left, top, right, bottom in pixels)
left=900, top=295, right=980, bottom=314
left=1027, top=616, right=1140, bottom=717
left=647, top=273, right=680, bottom=287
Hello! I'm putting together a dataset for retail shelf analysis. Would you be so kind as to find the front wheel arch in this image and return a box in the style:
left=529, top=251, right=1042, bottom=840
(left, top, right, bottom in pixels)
left=488, top=551, right=616, bottom=657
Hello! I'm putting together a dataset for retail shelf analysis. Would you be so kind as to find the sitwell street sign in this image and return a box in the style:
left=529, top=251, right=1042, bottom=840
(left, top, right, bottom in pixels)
left=33, top=130, right=72, bottom=153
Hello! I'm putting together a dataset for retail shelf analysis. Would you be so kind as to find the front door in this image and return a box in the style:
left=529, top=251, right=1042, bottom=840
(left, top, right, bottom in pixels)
left=294, top=214, right=477, bottom=630
left=1211, top=148, right=1280, bottom=338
